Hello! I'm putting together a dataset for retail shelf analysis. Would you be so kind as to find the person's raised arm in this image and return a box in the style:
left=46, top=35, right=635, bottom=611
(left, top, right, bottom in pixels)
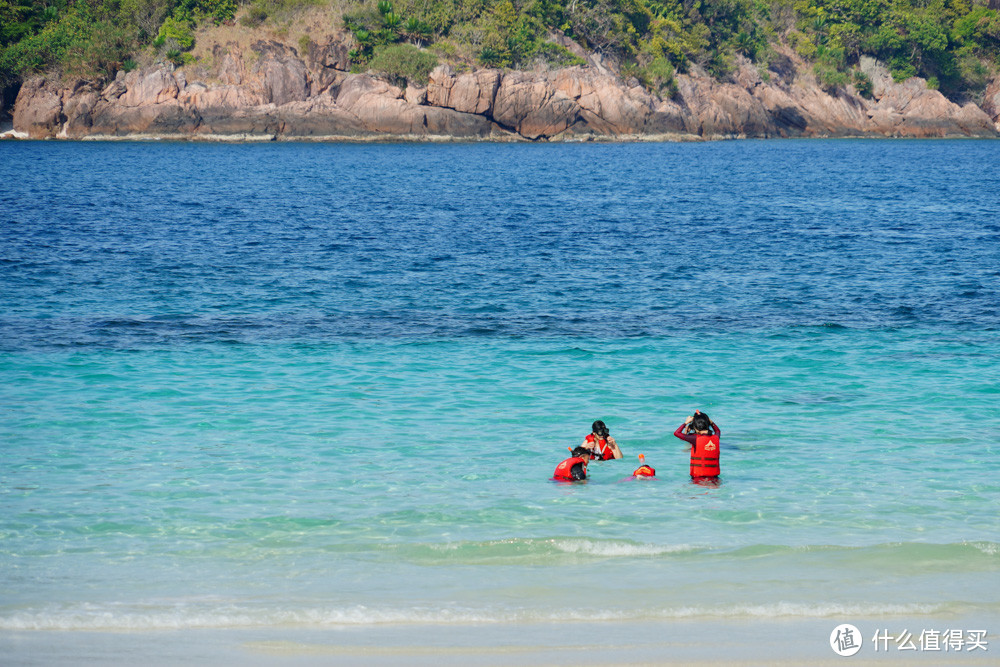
left=607, top=435, right=623, bottom=459
left=673, top=423, right=696, bottom=445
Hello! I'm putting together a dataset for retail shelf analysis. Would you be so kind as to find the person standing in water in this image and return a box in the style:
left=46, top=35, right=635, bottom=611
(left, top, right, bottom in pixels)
left=674, top=410, right=721, bottom=480
left=582, top=420, right=623, bottom=460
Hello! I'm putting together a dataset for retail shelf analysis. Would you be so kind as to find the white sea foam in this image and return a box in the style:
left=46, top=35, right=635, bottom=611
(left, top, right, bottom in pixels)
left=423, top=538, right=699, bottom=559
left=549, top=539, right=699, bottom=557
left=967, top=541, right=999, bottom=556
left=0, top=601, right=946, bottom=631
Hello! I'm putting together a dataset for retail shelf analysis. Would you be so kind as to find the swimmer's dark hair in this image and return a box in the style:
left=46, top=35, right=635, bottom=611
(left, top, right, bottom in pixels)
left=571, top=446, right=592, bottom=458
left=591, top=420, right=609, bottom=438
left=691, top=412, right=712, bottom=432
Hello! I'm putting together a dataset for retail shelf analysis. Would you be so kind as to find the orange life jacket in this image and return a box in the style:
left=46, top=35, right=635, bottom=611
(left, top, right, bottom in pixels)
left=633, top=464, right=655, bottom=477
left=690, top=433, right=720, bottom=477
left=585, top=434, right=614, bottom=460
left=554, top=456, right=588, bottom=481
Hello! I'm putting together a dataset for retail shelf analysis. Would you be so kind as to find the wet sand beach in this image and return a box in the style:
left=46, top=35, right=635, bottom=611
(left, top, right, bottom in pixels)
left=5, top=615, right=998, bottom=666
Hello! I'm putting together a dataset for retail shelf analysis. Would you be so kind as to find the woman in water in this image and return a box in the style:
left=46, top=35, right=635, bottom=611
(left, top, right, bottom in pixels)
left=674, top=410, right=720, bottom=480
left=582, top=420, right=623, bottom=460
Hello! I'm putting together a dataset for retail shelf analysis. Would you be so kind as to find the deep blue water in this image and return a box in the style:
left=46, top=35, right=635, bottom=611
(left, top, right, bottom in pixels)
left=3, top=140, right=999, bottom=349
left=1, top=140, right=999, bottom=633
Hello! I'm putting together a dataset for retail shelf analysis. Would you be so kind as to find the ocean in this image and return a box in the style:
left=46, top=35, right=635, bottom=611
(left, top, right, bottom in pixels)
left=1, top=139, right=998, bottom=664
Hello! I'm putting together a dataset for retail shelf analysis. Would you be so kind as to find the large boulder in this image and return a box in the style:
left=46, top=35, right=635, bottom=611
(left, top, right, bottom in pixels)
left=250, top=40, right=310, bottom=106
left=193, top=106, right=281, bottom=139
left=88, top=98, right=200, bottom=137
left=676, top=74, right=775, bottom=138
left=61, top=84, right=102, bottom=137
left=550, top=68, right=653, bottom=136
left=214, top=44, right=247, bottom=85
left=275, top=97, right=370, bottom=138
left=492, top=71, right=578, bottom=139
left=12, top=78, right=63, bottom=138
left=117, top=67, right=179, bottom=107
left=427, top=65, right=501, bottom=115
left=860, top=57, right=997, bottom=137
left=333, top=74, right=498, bottom=138
left=982, top=75, right=1000, bottom=125
left=305, top=35, right=351, bottom=95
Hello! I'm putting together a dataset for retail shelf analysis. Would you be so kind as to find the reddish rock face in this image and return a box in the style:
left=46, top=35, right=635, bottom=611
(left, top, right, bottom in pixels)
left=10, top=40, right=999, bottom=141
left=427, top=66, right=500, bottom=116
left=250, top=40, right=310, bottom=106
left=13, top=78, right=64, bottom=139
left=983, top=76, right=1000, bottom=125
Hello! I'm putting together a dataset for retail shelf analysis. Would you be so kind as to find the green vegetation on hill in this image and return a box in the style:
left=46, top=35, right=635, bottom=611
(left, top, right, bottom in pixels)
left=0, top=0, right=239, bottom=84
left=2, top=0, right=998, bottom=100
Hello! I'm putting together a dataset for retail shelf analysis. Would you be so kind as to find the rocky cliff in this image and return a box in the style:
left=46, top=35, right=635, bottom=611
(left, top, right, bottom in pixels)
left=8, top=37, right=1000, bottom=141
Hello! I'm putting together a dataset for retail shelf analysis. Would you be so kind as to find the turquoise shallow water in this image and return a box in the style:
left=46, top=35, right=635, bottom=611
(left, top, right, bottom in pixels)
left=1, top=140, right=999, bottom=631
left=3, top=335, right=998, bottom=628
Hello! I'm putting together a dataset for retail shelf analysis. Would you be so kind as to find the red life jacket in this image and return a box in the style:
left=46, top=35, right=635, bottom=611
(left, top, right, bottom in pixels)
left=585, top=434, right=614, bottom=460
left=554, top=456, right=588, bottom=481
left=690, top=433, right=720, bottom=477
left=633, top=464, right=655, bottom=477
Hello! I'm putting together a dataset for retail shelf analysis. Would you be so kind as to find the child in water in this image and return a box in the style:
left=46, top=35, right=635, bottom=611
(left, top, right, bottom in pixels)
left=632, top=454, right=655, bottom=478
left=582, top=420, right=623, bottom=460
left=674, top=410, right=721, bottom=480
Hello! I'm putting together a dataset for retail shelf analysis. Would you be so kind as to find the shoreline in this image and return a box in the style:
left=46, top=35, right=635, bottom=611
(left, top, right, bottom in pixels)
left=9, top=50, right=999, bottom=143
left=3, top=616, right=997, bottom=666
left=2, top=130, right=996, bottom=143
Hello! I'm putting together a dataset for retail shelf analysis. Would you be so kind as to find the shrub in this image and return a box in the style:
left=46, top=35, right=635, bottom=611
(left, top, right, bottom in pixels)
left=367, top=43, right=437, bottom=86
left=620, top=60, right=641, bottom=81
left=702, top=47, right=735, bottom=78
left=402, top=17, right=433, bottom=45
left=478, top=45, right=504, bottom=67
left=203, top=0, right=238, bottom=25
left=343, top=1, right=424, bottom=66
left=431, top=39, right=458, bottom=59
left=814, top=62, right=848, bottom=91
left=241, top=5, right=269, bottom=27
left=889, top=55, right=917, bottom=82
left=534, top=41, right=585, bottom=68
left=956, top=51, right=990, bottom=92
left=477, top=0, right=541, bottom=68
left=382, top=11, right=402, bottom=31
left=240, top=0, right=318, bottom=27
left=155, top=16, right=194, bottom=51
left=642, top=55, right=676, bottom=95
left=794, top=36, right=817, bottom=59
left=852, top=69, right=873, bottom=98
left=0, top=6, right=138, bottom=83
left=348, top=28, right=375, bottom=64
